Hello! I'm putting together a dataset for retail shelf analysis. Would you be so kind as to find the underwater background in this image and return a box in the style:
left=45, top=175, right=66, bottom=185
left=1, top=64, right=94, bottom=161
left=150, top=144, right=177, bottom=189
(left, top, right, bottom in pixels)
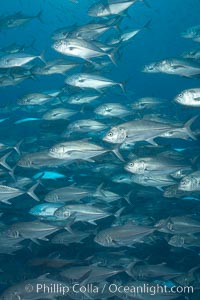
left=0, top=0, right=200, bottom=299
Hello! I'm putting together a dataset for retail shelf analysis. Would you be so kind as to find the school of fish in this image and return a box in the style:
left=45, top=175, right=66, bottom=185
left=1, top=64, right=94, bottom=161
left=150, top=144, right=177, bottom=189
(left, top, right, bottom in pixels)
left=0, top=0, right=200, bottom=299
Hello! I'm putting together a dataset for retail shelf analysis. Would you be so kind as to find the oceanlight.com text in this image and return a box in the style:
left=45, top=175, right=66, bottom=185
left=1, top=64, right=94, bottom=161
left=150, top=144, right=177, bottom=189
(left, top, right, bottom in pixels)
left=23, top=282, right=194, bottom=296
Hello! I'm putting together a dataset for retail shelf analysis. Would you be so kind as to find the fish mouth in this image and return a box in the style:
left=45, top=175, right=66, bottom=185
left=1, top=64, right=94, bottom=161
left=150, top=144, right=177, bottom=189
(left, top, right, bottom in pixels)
left=102, top=135, right=109, bottom=142
left=87, top=9, right=95, bottom=17
left=178, top=183, right=187, bottom=191
left=174, top=96, right=183, bottom=104
left=124, top=165, right=131, bottom=172
left=17, top=100, right=25, bottom=105
left=65, top=79, right=72, bottom=85
left=141, top=67, right=147, bottom=72
left=48, top=150, right=58, bottom=157
left=181, top=32, right=192, bottom=39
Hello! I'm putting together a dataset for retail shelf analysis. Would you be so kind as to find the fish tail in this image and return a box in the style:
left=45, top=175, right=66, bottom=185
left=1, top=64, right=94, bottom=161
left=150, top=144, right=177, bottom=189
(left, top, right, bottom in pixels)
left=125, top=262, right=137, bottom=278
left=0, top=151, right=12, bottom=171
left=184, top=115, right=198, bottom=140
left=27, top=183, right=40, bottom=201
left=143, top=19, right=152, bottom=30
left=124, top=191, right=133, bottom=205
left=114, top=207, right=125, bottom=218
left=9, top=168, right=16, bottom=182
left=112, top=147, right=125, bottom=162
left=38, top=50, right=46, bottom=64
left=13, top=139, right=23, bottom=155
left=36, top=10, right=44, bottom=24
left=119, top=82, right=126, bottom=95
left=108, top=49, right=118, bottom=66
left=64, top=216, right=76, bottom=233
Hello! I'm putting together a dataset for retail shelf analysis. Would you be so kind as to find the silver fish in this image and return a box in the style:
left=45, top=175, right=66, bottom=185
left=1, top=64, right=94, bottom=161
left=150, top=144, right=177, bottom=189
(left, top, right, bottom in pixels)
left=95, top=103, right=131, bottom=117
left=0, top=183, right=39, bottom=204
left=143, top=58, right=200, bottom=78
left=0, top=43, right=26, bottom=54
left=51, top=230, right=90, bottom=246
left=168, top=234, right=200, bottom=249
left=0, top=10, right=43, bottom=30
left=69, top=19, right=119, bottom=40
left=61, top=265, right=122, bottom=283
left=125, top=156, right=189, bottom=175
left=7, top=221, right=60, bottom=242
left=127, top=262, right=183, bottom=280
left=175, top=88, right=200, bottom=106
left=54, top=204, right=111, bottom=224
left=88, top=0, right=139, bottom=17
left=52, top=38, right=115, bottom=63
left=182, top=49, right=200, bottom=61
left=33, top=59, right=81, bottom=75
left=131, top=97, right=168, bottom=110
left=179, top=171, right=200, bottom=191
left=42, top=108, right=77, bottom=120
left=0, top=52, right=44, bottom=68
left=181, top=24, right=200, bottom=42
left=65, top=73, right=124, bottom=93
left=64, top=119, right=108, bottom=136
left=45, top=186, right=91, bottom=203
left=67, top=91, right=101, bottom=105
left=49, top=139, right=122, bottom=161
left=95, top=223, right=155, bottom=247
left=130, top=173, right=175, bottom=190
left=103, top=117, right=196, bottom=145
left=17, top=151, right=70, bottom=169
left=17, top=93, right=55, bottom=105
left=155, top=216, right=200, bottom=234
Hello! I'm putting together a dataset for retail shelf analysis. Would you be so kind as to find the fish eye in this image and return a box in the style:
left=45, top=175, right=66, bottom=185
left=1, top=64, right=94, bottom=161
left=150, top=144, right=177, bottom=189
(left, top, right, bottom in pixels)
left=167, top=131, right=174, bottom=136
left=108, top=132, right=113, bottom=137
left=181, top=179, right=187, bottom=185
left=178, top=93, right=183, bottom=97
left=139, top=103, right=146, bottom=107
left=69, top=47, right=74, bottom=51
left=8, top=230, right=19, bottom=238
left=5, top=58, right=11, bottom=64
left=129, top=162, right=134, bottom=167
left=52, top=112, right=59, bottom=117
left=64, top=211, right=70, bottom=217
left=79, top=79, right=85, bottom=83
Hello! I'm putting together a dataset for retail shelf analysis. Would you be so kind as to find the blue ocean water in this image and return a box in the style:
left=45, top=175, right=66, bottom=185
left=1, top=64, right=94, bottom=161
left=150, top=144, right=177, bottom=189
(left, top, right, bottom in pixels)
left=0, top=0, right=200, bottom=299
